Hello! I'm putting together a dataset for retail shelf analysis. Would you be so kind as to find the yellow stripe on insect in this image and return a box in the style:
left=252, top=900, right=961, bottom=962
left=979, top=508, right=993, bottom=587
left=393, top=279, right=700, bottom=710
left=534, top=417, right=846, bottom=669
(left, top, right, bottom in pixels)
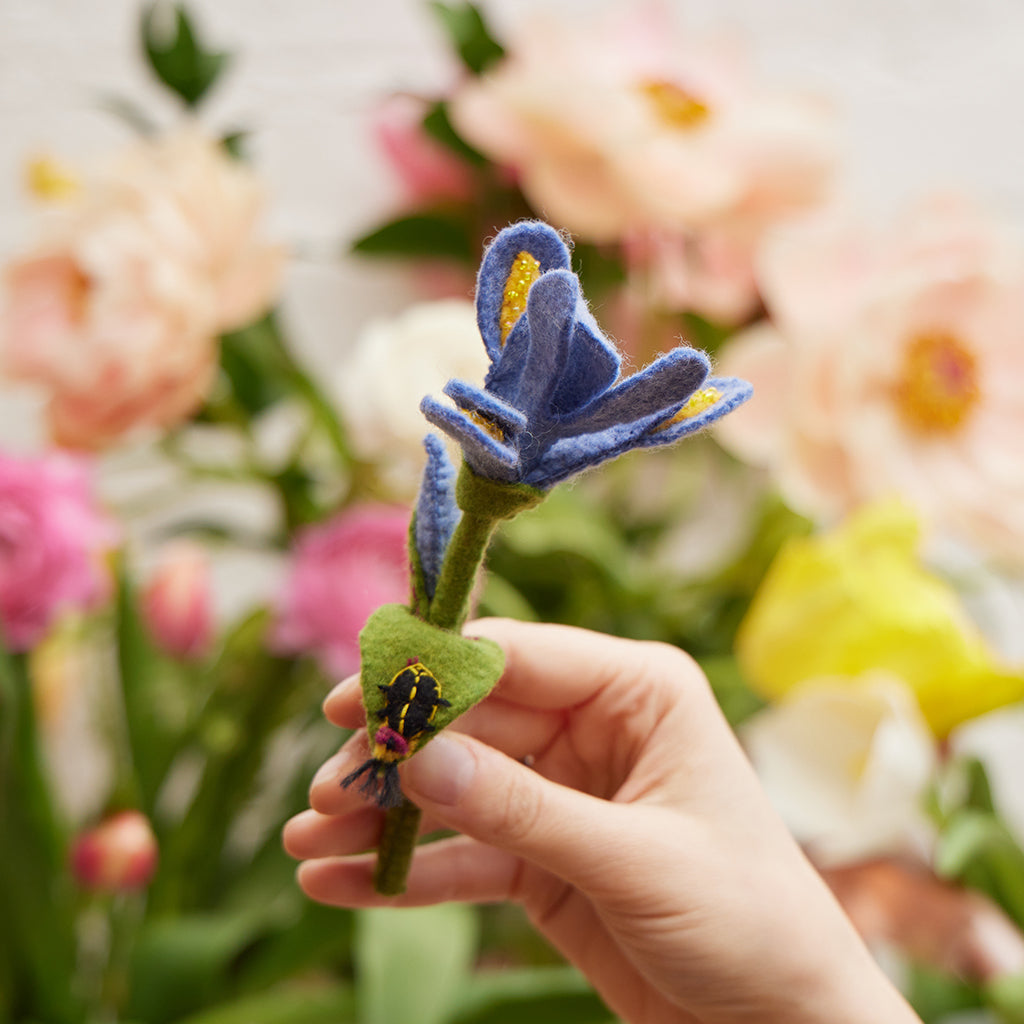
left=499, top=251, right=541, bottom=345
left=654, top=386, right=721, bottom=433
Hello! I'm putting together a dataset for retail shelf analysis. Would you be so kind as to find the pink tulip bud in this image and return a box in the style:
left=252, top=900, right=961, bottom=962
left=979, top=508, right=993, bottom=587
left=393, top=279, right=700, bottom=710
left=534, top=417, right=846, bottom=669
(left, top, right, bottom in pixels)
left=70, top=810, right=158, bottom=892
left=141, top=541, right=214, bottom=660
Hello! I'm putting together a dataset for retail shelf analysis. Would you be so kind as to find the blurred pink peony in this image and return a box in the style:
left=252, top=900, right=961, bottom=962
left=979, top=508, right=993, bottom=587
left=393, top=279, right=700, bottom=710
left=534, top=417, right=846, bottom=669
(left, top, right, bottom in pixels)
left=449, top=6, right=834, bottom=320
left=141, top=540, right=214, bottom=661
left=1, top=129, right=284, bottom=449
left=70, top=810, right=158, bottom=892
left=273, top=505, right=411, bottom=677
left=0, top=451, right=115, bottom=651
left=717, top=196, right=1024, bottom=567
left=374, top=94, right=475, bottom=206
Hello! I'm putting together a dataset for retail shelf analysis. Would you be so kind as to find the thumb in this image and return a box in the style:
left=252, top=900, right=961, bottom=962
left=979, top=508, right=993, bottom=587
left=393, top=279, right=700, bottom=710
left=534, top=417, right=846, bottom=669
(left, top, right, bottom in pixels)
left=399, top=730, right=633, bottom=890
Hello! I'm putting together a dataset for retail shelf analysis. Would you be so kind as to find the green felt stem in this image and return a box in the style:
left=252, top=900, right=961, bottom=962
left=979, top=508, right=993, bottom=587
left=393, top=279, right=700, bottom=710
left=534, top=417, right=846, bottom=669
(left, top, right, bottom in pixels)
left=374, top=799, right=422, bottom=895
left=371, top=464, right=544, bottom=896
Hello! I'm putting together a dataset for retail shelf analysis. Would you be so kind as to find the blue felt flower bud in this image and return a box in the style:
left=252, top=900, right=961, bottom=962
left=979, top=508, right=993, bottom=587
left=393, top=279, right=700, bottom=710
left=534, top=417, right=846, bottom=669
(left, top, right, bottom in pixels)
left=413, top=434, right=461, bottom=598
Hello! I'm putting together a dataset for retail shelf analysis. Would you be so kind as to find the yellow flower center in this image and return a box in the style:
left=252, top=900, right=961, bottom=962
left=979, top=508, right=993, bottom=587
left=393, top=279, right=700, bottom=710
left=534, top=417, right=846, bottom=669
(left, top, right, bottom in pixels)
left=25, top=156, right=80, bottom=202
left=894, top=332, right=980, bottom=435
left=640, top=80, right=711, bottom=130
left=500, top=252, right=542, bottom=345
left=653, top=386, right=720, bottom=433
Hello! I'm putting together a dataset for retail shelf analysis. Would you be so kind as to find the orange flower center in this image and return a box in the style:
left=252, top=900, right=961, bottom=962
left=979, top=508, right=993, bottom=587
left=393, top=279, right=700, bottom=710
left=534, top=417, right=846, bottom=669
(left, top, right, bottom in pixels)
left=894, top=332, right=980, bottom=435
left=466, top=409, right=506, bottom=442
left=500, top=252, right=542, bottom=345
left=654, top=386, right=720, bottom=433
left=640, top=81, right=711, bottom=130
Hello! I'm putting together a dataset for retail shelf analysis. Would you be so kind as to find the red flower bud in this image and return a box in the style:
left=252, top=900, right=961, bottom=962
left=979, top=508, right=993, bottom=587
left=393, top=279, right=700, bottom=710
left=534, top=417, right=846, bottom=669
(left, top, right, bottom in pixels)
left=70, top=810, right=158, bottom=892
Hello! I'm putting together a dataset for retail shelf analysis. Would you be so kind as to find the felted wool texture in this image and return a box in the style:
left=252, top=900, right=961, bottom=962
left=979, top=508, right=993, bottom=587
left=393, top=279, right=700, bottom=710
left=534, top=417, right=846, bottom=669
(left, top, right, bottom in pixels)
left=357, top=603, right=505, bottom=749
left=422, top=221, right=753, bottom=490
left=413, top=434, right=461, bottom=599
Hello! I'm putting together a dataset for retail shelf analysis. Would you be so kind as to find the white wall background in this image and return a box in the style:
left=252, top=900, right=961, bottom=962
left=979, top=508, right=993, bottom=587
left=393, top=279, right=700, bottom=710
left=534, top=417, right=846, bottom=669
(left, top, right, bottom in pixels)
left=2, top=0, right=1024, bottom=439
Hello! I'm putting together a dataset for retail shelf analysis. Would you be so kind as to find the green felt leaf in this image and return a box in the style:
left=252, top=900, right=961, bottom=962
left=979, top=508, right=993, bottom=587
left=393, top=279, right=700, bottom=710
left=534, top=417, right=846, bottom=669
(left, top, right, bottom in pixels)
left=141, top=3, right=230, bottom=108
left=358, top=604, right=504, bottom=747
left=430, top=2, right=505, bottom=75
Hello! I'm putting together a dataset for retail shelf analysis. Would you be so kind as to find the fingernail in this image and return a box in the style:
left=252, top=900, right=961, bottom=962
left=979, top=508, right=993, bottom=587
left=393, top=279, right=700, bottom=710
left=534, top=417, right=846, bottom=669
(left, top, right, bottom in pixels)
left=402, top=734, right=476, bottom=806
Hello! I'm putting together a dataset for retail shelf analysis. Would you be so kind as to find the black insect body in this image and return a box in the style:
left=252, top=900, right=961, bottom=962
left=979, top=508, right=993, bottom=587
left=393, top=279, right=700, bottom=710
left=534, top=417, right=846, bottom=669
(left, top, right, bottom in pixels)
left=341, top=660, right=450, bottom=809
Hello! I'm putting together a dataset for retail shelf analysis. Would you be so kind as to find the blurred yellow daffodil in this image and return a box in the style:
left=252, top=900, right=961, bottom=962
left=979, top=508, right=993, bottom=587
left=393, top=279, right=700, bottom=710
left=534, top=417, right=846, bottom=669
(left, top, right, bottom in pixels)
left=737, top=501, right=1024, bottom=736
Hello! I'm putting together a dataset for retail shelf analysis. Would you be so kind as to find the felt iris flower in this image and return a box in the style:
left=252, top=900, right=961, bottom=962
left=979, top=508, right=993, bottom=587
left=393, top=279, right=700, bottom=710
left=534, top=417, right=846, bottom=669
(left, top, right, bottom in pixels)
left=421, top=221, right=752, bottom=490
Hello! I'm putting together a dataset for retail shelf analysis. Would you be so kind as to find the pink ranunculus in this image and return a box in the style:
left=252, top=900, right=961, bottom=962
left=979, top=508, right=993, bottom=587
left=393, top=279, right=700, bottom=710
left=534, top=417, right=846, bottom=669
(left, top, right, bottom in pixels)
left=717, top=196, right=1024, bottom=567
left=273, top=505, right=411, bottom=678
left=0, top=451, right=116, bottom=651
left=1, top=128, right=284, bottom=449
left=70, top=810, right=158, bottom=892
left=141, top=540, right=215, bottom=661
left=449, top=6, right=835, bottom=249
left=374, top=94, right=475, bottom=207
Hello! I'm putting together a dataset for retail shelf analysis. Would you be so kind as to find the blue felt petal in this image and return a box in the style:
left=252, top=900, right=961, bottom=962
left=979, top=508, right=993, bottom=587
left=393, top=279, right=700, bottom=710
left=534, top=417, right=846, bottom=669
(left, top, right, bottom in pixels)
left=555, top=347, right=710, bottom=437
left=636, top=376, right=754, bottom=447
left=483, top=315, right=531, bottom=403
left=420, top=396, right=521, bottom=482
left=414, top=434, right=461, bottom=598
left=549, top=315, right=621, bottom=416
left=476, top=222, right=572, bottom=360
left=443, top=379, right=529, bottom=435
left=514, top=270, right=578, bottom=422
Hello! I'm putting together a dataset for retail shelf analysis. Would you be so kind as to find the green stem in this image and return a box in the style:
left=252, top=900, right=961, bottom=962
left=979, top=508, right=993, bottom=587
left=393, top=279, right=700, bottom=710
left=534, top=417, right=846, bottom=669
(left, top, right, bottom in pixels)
left=372, top=465, right=545, bottom=895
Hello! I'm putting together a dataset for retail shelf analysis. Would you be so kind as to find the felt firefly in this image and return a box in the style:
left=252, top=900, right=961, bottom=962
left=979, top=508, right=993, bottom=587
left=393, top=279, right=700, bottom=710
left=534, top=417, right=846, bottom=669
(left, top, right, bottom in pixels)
left=341, top=659, right=450, bottom=809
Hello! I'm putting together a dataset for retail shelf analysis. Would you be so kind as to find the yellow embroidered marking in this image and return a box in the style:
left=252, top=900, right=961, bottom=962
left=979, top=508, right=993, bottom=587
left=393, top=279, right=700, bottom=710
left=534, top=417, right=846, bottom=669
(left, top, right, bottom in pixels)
left=654, top=386, right=721, bottom=433
left=640, top=81, right=711, bottom=130
left=25, top=156, right=80, bottom=202
left=894, top=332, right=979, bottom=434
left=500, top=251, right=541, bottom=344
left=398, top=682, right=417, bottom=735
left=466, top=408, right=506, bottom=442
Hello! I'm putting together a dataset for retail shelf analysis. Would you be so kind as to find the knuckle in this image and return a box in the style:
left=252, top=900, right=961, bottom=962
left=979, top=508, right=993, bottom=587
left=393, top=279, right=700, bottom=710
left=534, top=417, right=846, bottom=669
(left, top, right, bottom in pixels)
left=637, top=640, right=713, bottom=703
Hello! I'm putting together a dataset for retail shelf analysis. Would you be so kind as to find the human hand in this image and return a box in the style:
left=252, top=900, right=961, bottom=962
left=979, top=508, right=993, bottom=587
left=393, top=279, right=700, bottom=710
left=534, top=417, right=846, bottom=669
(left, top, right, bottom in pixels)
left=284, top=619, right=921, bottom=1024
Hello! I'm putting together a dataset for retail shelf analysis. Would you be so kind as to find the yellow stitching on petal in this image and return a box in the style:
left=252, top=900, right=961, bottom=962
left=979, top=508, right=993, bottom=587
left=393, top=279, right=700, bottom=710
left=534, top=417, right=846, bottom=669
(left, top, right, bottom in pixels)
left=466, top=409, right=506, bottom=442
left=654, top=386, right=721, bottom=433
left=640, top=81, right=711, bottom=130
left=25, top=156, right=80, bottom=202
left=500, top=251, right=541, bottom=345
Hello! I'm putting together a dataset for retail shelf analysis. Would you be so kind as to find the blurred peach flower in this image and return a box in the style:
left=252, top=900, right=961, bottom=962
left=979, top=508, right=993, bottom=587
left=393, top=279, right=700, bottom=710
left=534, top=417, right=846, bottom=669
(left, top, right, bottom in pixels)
left=70, top=810, right=158, bottom=892
left=0, top=451, right=115, bottom=651
left=717, top=196, right=1024, bottom=566
left=1, top=128, right=284, bottom=449
left=141, top=540, right=215, bottom=661
left=449, top=6, right=834, bottom=320
left=273, top=504, right=411, bottom=678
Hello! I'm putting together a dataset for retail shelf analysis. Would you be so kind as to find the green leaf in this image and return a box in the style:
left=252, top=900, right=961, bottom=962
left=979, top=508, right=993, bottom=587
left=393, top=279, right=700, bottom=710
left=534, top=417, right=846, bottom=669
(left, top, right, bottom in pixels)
left=422, top=100, right=487, bottom=165
left=126, top=911, right=269, bottom=1023
left=699, top=654, right=766, bottom=728
left=351, top=212, right=476, bottom=263
left=450, top=965, right=613, bottom=1024
left=986, top=971, right=1024, bottom=1023
left=355, top=904, right=479, bottom=1024
left=217, top=316, right=291, bottom=417
left=430, top=2, right=505, bottom=75
left=935, top=810, right=1005, bottom=877
left=141, top=3, right=230, bottom=108
left=176, top=984, right=356, bottom=1024
left=905, top=961, right=984, bottom=1022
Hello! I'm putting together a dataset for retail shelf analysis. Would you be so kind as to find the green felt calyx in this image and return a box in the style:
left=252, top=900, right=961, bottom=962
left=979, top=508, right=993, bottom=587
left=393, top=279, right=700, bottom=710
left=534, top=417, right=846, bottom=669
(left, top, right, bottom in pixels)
left=345, top=604, right=505, bottom=809
left=455, top=463, right=545, bottom=520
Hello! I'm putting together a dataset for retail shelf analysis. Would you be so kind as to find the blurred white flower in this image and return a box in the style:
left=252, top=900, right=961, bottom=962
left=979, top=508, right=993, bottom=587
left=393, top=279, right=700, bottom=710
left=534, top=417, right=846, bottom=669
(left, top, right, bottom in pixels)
left=742, top=672, right=937, bottom=865
left=334, top=299, right=489, bottom=499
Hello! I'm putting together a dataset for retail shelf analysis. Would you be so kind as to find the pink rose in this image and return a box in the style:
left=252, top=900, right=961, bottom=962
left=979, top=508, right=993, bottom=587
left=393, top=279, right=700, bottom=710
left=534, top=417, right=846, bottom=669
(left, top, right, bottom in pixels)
left=70, top=810, right=158, bottom=892
left=449, top=6, right=835, bottom=249
left=1, top=129, right=284, bottom=449
left=374, top=94, right=475, bottom=207
left=141, top=540, right=214, bottom=661
left=273, top=505, right=411, bottom=677
left=717, top=196, right=1024, bottom=566
left=0, top=451, right=115, bottom=651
